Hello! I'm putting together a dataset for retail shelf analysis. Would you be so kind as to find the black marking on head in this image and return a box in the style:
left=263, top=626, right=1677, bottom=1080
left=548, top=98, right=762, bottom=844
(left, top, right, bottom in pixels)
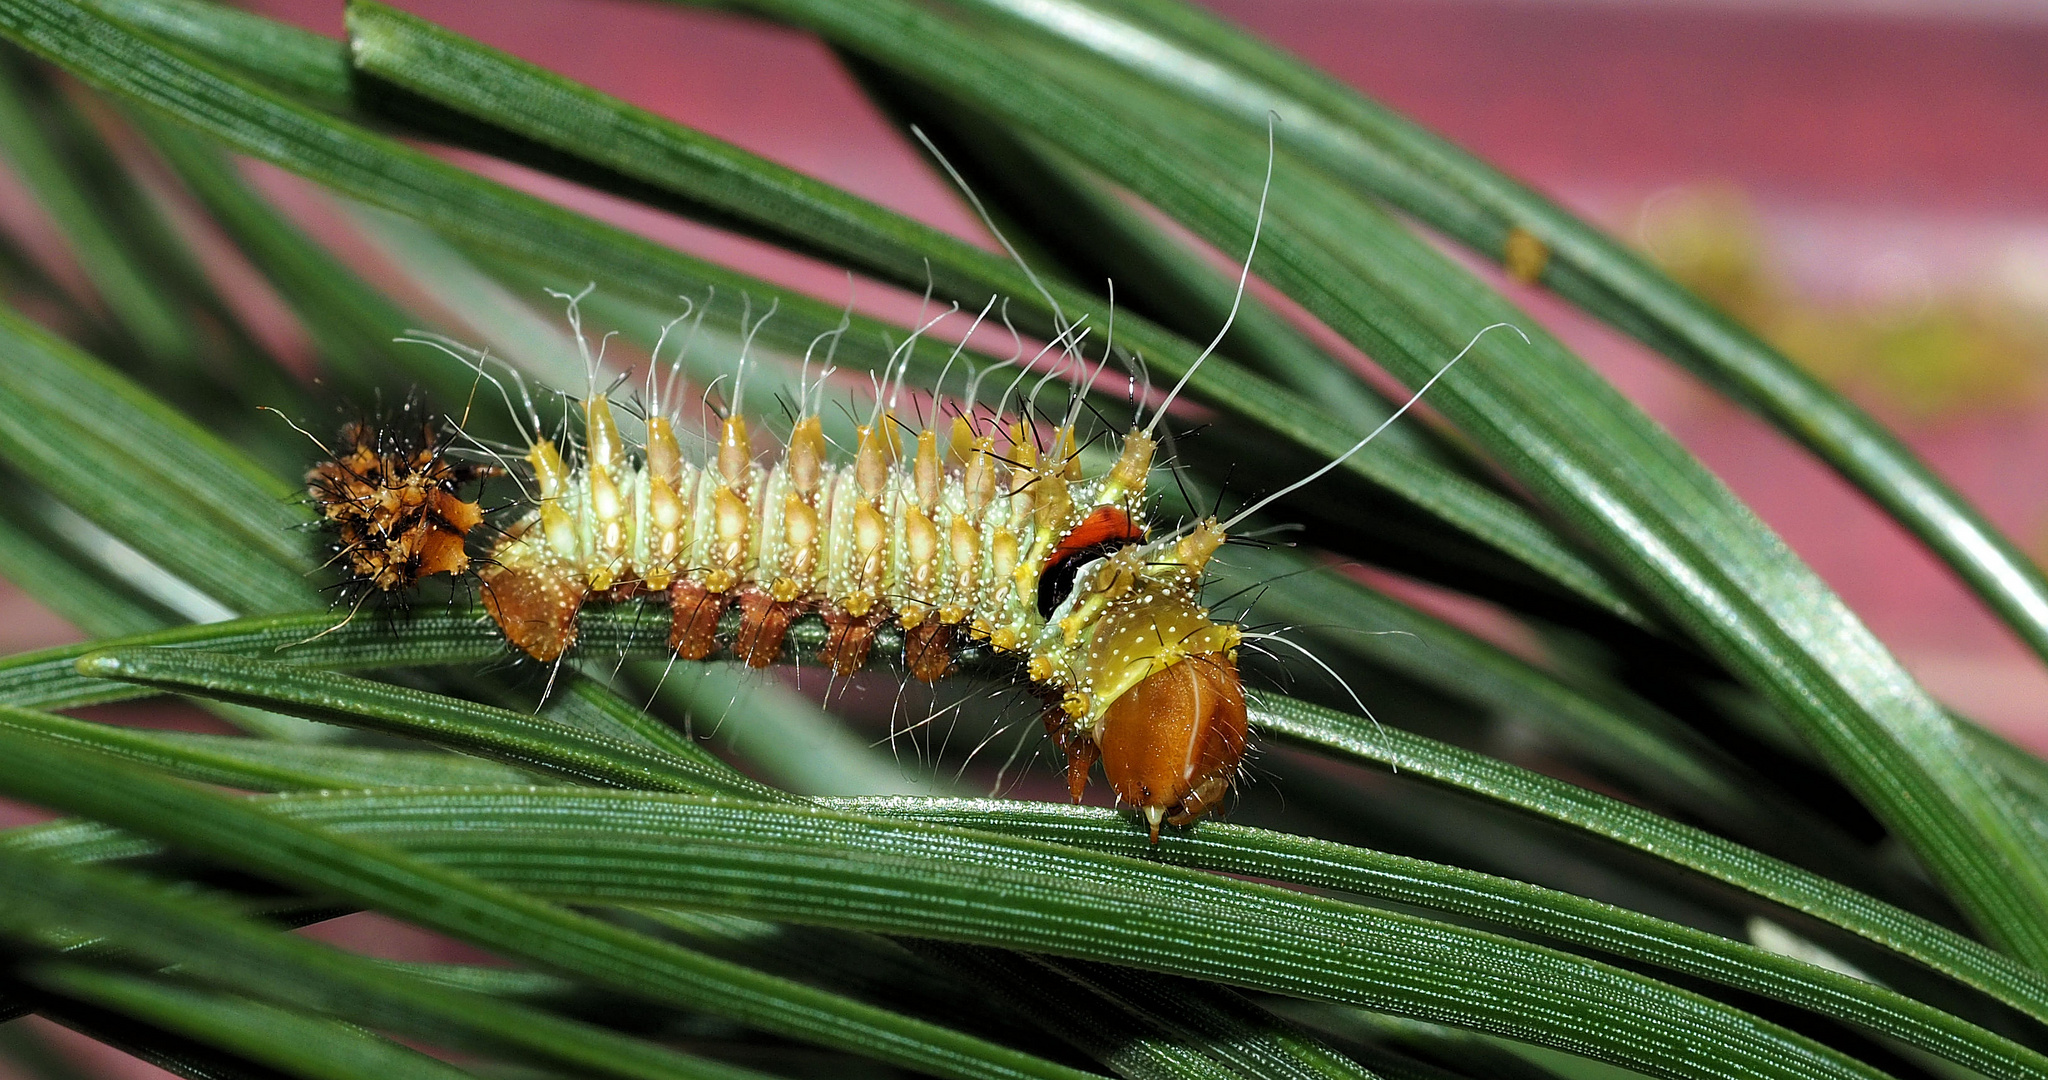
left=1036, top=538, right=1141, bottom=619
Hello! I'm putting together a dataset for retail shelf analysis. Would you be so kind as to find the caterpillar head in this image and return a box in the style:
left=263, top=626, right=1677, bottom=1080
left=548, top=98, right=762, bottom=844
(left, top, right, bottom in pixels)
left=1039, top=514, right=1246, bottom=841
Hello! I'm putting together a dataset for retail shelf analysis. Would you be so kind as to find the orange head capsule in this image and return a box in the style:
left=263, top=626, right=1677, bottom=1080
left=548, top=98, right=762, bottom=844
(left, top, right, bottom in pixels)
left=1035, top=514, right=1244, bottom=840
left=1075, top=580, right=1244, bottom=841
left=1097, top=653, right=1248, bottom=841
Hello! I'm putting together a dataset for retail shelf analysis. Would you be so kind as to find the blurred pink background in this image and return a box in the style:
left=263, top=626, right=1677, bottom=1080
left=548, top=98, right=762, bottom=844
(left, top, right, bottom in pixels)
left=4, top=0, right=2048, bottom=1073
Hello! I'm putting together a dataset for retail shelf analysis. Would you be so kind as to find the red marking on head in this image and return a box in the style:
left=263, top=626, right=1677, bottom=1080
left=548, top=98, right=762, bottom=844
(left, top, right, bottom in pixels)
left=1043, top=505, right=1142, bottom=572
left=1097, top=652, right=1248, bottom=842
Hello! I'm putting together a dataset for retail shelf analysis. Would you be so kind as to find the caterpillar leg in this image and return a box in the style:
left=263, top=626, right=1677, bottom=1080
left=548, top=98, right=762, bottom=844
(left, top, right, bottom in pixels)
left=480, top=560, right=586, bottom=663
left=669, top=582, right=731, bottom=661
left=1039, top=707, right=1101, bottom=804
left=903, top=620, right=956, bottom=683
left=820, top=607, right=884, bottom=676
left=733, top=588, right=798, bottom=667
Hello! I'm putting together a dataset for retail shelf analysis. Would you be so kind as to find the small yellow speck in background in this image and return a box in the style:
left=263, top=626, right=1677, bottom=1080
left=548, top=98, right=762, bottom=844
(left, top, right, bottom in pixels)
left=1504, top=226, right=1549, bottom=284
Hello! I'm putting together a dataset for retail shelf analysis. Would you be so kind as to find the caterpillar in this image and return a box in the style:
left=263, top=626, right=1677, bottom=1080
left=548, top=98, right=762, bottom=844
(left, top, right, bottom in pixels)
left=436, top=295, right=1247, bottom=840
left=307, top=286, right=1491, bottom=841
left=303, top=139, right=1489, bottom=838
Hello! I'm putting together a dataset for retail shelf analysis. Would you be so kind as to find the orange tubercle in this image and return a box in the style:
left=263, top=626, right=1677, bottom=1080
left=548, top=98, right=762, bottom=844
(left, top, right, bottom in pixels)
left=307, top=417, right=487, bottom=597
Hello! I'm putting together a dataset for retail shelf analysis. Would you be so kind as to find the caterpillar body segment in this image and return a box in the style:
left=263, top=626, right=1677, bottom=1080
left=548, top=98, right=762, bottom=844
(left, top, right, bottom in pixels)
left=473, top=387, right=1247, bottom=839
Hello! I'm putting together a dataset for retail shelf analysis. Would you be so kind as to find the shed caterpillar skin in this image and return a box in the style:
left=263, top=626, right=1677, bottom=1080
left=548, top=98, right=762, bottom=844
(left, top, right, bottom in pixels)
left=476, top=377, right=1247, bottom=841
left=303, top=406, right=488, bottom=605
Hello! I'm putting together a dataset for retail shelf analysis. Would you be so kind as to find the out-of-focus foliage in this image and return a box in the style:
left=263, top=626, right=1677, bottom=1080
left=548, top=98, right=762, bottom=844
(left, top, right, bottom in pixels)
left=1643, top=185, right=2048, bottom=423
